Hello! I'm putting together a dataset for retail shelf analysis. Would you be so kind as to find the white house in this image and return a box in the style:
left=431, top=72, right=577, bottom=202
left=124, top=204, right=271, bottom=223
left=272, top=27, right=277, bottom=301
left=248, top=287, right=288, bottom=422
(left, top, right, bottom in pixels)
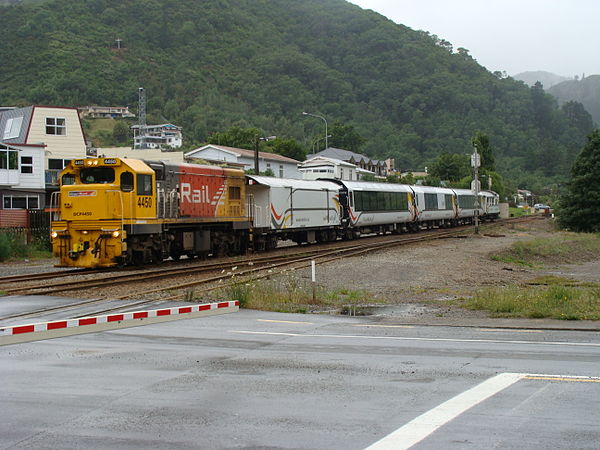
left=0, top=105, right=87, bottom=210
left=185, top=144, right=302, bottom=179
left=299, top=156, right=360, bottom=181
left=308, top=147, right=388, bottom=177
left=0, top=142, right=46, bottom=212
left=132, top=123, right=182, bottom=149
left=78, top=105, right=135, bottom=119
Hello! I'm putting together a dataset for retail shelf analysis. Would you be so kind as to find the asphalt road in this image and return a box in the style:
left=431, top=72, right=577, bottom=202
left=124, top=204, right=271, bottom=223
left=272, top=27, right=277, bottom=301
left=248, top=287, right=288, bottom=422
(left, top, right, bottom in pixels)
left=1, top=299, right=600, bottom=449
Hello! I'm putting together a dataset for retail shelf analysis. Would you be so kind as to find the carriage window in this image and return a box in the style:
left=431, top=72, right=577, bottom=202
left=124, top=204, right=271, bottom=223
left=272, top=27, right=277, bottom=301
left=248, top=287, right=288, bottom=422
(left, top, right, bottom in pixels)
left=61, top=173, right=76, bottom=185
left=424, top=193, right=438, bottom=210
left=137, top=174, right=152, bottom=195
left=458, top=195, right=475, bottom=209
left=81, top=167, right=115, bottom=184
left=120, top=172, right=134, bottom=192
left=444, top=194, right=454, bottom=210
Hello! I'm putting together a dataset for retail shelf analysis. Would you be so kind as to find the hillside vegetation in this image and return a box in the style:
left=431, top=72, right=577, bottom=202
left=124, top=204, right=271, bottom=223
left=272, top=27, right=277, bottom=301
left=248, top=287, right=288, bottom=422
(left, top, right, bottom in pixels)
left=0, top=0, right=593, bottom=190
left=549, top=75, right=600, bottom=126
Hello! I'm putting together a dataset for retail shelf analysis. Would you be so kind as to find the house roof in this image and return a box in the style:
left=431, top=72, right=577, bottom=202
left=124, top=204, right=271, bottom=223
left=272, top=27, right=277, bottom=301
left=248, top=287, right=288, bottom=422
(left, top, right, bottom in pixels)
left=186, top=144, right=301, bottom=164
left=308, top=147, right=384, bottom=166
left=300, top=156, right=357, bottom=168
left=0, top=106, right=33, bottom=144
left=131, top=123, right=181, bottom=131
left=0, top=105, right=84, bottom=146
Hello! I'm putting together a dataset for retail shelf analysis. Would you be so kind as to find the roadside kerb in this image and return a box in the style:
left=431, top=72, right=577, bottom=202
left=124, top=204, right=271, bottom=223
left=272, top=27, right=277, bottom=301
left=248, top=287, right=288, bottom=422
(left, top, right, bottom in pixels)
left=0, top=300, right=239, bottom=346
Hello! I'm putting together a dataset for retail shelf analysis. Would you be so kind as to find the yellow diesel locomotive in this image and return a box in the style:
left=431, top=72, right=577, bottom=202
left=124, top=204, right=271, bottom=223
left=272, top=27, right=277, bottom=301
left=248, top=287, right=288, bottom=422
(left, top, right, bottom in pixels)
left=50, top=157, right=250, bottom=267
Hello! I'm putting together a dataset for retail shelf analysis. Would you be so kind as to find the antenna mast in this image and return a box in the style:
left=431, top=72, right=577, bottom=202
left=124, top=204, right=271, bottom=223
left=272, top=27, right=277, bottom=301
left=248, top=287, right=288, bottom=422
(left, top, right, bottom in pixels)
left=138, top=87, right=147, bottom=149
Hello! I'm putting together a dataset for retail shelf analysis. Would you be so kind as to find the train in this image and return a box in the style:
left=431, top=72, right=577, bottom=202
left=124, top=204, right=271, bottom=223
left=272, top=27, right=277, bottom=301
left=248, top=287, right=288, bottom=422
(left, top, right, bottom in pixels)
left=50, top=157, right=499, bottom=268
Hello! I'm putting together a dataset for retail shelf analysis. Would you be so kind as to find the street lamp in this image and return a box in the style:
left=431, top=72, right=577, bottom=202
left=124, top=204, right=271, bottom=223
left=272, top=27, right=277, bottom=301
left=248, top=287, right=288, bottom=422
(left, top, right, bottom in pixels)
left=302, top=111, right=328, bottom=150
left=312, top=134, right=332, bottom=152
left=254, top=135, right=276, bottom=175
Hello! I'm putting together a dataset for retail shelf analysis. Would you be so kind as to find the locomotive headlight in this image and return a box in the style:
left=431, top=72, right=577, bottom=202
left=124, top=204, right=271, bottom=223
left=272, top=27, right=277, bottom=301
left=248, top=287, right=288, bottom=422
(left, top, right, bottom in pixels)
left=112, top=231, right=121, bottom=238
left=51, top=231, right=58, bottom=239
left=82, top=230, right=89, bottom=235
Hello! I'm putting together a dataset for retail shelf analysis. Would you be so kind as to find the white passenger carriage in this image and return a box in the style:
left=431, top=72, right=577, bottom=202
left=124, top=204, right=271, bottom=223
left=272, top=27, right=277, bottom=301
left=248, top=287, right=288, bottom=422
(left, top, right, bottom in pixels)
left=335, top=181, right=415, bottom=236
left=451, top=188, right=479, bottom=224
left=246, top=176, right=342, bottom=247
left=410, top=185, right=458, bottom=228
left=479, top=190, right=500, bottom=221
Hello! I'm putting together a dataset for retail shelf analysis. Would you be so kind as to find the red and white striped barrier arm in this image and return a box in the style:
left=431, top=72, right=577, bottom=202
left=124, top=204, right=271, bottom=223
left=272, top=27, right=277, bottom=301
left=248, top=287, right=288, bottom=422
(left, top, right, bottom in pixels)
left=0, top=300, right=239, bottom=346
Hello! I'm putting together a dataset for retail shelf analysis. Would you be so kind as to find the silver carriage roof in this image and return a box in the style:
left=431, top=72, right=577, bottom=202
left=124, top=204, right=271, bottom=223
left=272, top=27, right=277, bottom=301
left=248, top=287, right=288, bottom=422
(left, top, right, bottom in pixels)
left=247, top=175, right=341, bottom=191
left=337, top=180, right=413, bottom=192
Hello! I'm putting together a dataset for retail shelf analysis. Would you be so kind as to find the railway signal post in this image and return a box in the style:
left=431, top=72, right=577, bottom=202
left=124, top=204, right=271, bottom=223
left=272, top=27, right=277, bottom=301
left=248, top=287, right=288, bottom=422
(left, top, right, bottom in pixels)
left=471, top=148, right=481, bottom=235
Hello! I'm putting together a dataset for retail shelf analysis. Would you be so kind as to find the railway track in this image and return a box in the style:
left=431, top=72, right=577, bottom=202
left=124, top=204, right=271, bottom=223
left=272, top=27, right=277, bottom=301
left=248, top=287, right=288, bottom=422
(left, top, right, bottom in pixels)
left=0, top=215, right=542, bottom=322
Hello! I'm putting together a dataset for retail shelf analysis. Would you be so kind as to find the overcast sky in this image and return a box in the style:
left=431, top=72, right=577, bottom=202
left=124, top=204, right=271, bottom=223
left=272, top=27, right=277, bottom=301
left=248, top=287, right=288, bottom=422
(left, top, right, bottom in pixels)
left=348, top=0, right=599, bottom=77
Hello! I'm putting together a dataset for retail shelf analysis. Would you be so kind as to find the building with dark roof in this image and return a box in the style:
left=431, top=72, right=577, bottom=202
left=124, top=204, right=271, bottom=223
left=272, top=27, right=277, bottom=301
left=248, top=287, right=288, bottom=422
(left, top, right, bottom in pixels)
left=307, top=147, right=389, bottom=177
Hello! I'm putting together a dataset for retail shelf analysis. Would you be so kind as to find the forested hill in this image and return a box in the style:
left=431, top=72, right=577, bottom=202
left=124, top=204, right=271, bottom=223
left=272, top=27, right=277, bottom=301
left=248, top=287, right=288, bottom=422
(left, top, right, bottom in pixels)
left=0, top=0, right=593, bottom=188
left=513, top=71, right=571, bottom=89
left=549, top=76, right=600, bottom=126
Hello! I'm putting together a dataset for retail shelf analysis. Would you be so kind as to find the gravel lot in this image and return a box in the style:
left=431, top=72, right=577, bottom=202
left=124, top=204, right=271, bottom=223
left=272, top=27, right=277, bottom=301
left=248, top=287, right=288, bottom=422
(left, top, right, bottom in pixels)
left=287, top=218, right=600, bottom=321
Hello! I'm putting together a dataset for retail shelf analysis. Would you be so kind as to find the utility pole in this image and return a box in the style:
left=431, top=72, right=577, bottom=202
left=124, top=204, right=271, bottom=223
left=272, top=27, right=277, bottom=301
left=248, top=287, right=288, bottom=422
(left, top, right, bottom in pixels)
left=254, top=134, right=260, bottom=175
left=471, top=146, right=481, bottom=234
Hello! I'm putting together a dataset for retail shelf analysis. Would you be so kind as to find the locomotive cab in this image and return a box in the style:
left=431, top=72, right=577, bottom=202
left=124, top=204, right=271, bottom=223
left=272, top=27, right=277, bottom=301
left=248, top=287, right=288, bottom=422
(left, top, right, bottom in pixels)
left=51, top=158, right=157, bottom=267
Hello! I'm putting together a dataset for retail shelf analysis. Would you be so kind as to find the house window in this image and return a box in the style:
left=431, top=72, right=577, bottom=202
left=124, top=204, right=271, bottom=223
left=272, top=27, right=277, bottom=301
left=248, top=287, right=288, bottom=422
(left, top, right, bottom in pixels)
left=3, top=117, right=23, bottom=139
left=48, top=159, right=70, bottom=170
left=3, top=195, right=39, bottom=209
left=46, top=117, right=66, bottom=135
left=0, top=148, right=19, bottom=170
left=21, top=156, right=33, bottom=174
left=279, top=165, right=284, bottom=178
left=340, top=168, right=344, bottom=179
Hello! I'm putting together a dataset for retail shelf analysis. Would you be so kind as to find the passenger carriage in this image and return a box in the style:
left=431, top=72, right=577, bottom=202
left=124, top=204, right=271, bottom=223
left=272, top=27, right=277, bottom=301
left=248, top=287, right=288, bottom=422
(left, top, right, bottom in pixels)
left=246, top=176, right=342, bottom=247
left=334, top=181, right=415, bottom=236
left=410, top=185, right=458, bottom=228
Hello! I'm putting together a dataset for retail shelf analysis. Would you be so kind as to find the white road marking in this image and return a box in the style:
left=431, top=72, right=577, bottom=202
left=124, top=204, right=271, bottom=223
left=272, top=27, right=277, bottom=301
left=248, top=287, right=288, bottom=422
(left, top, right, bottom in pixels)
left=478, top=328, right=542, bottom=333
left=257, top=319, right=313, bottom=325
left=229, top=330, right=600, bottom=347
left=353, top=324, right=414, bottom=329
left=365, top=372, right=525, bottom=450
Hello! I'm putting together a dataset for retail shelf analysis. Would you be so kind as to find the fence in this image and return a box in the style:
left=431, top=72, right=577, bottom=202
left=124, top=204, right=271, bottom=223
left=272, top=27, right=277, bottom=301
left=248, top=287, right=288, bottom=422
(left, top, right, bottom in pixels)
left=0, top=209, right=51, bottom=247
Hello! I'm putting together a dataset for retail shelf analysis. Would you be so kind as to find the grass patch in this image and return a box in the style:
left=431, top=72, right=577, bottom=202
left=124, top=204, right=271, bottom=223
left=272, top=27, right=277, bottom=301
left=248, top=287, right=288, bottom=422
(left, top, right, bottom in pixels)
left=490, top=232, right=600, bottom=267
left=0, top=230, right=52, bottom=262
left=509, top=207, right=531, bottom=217
left=457, top=285, right=600, bottom=320
left=490, top=254, right=534, bottom=267
left=214, top=273, right=385, bottom=314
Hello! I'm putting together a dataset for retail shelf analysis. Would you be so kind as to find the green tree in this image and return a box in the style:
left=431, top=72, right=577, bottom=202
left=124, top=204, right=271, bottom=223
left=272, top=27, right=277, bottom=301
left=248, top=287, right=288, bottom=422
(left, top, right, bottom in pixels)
left=561, top=101, right=594, bottom=137
left=329, top=122, right=366, bottom=152
left=428, top=152, right=469, bottom=182
left=112, top=120, right=130, bottom=143
left=207, top=126, right=261, bottom=150
left=265, top=137, right=307, bottom=161
left=471, top=131, right=495, bottom=171
left=558, top=130, right=600, bottom=232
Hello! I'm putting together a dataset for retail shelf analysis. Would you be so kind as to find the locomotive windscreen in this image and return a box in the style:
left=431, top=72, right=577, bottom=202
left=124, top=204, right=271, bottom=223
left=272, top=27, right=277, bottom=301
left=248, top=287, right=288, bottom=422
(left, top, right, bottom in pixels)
left=80, top=167, right=115, bottom=184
